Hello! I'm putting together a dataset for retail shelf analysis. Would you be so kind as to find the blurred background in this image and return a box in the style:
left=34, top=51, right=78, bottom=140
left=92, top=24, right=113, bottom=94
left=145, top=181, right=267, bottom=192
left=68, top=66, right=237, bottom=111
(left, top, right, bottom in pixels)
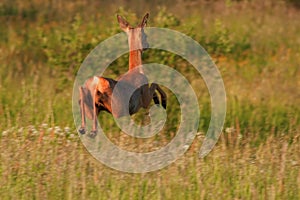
left=0, top=0, right=299, bottom=199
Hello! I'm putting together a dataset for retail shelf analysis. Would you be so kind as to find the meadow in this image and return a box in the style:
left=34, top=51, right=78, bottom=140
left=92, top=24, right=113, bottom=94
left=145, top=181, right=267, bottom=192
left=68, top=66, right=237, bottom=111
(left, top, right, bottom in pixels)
left=0, top=0, right=299, bottom=199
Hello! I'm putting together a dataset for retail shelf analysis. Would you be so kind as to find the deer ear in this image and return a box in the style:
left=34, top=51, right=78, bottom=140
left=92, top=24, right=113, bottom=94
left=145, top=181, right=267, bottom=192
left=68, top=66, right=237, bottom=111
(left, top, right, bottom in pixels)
left=117, top=15, right=129, bottom=31
left=140, top=13, right=149, bottom=28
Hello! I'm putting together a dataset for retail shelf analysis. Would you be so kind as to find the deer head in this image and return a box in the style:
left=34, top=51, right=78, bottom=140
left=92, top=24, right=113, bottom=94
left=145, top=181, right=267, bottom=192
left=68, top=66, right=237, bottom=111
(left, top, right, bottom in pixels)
left=117, top=13, right=149, bottom=52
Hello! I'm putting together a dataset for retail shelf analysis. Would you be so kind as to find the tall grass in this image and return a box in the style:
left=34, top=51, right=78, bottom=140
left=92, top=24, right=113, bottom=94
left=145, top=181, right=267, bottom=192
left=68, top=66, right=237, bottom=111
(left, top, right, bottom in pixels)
left=0, top=0, right=300, bottom=199
left=1, top=125, right=299, bottom=199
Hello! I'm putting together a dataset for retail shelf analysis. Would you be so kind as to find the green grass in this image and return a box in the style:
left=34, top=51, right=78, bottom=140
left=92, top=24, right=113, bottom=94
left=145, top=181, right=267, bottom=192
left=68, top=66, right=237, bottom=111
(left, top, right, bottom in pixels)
left=0, top=0, right=300, bottom=199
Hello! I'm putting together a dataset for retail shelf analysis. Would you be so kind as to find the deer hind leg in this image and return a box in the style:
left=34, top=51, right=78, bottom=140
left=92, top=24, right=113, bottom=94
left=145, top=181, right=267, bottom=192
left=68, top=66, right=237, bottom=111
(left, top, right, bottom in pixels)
left=89, top=86, right=99, bottom=138
left=141, top=83, right=167, bottom=109
left=155, top=85, right=167, bottom=109
left=79, top=86, right=86, bottom=134
left=153, top=91, right=160, bottom=105
left=141, top=83, right=157, bottom=109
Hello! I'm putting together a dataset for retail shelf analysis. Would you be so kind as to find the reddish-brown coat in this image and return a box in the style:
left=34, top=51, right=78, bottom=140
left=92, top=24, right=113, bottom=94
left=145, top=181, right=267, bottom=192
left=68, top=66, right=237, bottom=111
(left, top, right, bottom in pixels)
left=78, top=13, right=167, bottom=137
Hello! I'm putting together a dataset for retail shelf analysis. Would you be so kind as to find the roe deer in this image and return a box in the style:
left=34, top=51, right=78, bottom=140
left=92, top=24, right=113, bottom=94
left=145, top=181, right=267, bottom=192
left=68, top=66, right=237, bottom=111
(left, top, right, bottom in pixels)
left=78, top=13, right=167, bottom=137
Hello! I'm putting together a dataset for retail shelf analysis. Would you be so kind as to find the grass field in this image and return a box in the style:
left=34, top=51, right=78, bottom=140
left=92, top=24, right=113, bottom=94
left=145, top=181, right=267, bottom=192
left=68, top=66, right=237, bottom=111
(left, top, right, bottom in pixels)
left=0, top=0, right=300, bottom=199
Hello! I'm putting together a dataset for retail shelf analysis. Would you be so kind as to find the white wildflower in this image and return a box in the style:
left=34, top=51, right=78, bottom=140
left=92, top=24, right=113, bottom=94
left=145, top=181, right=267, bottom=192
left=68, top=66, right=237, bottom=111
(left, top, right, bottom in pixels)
left=32, top=130, right=38, bottom=135
left=196, top=132, right=204, bottom=136
left=2, top=130, right=8, bottom=136
left=41, top=123, right=48, bottom=128
left=64, top=127, right=70, bottom=133
left=54, top=126, right=61, bottom=134
left=225, top=127, right=235, bottom=134
left=183, top=144, right=190, bottom=151
left=18, top=127, right=24, bottom=133
left=238, top=134, right=243, bottom=140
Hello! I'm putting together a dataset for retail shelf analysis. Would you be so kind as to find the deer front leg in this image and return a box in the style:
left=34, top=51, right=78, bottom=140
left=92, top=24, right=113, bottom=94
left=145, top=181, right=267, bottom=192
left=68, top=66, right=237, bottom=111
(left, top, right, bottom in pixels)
left=78, top=86, right=86, bottom=134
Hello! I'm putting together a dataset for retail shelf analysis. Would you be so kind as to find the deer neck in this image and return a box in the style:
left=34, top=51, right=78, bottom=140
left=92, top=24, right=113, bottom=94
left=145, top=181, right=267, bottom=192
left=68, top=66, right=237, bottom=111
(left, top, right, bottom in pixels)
left=129, top=49, right=142, bottom=71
